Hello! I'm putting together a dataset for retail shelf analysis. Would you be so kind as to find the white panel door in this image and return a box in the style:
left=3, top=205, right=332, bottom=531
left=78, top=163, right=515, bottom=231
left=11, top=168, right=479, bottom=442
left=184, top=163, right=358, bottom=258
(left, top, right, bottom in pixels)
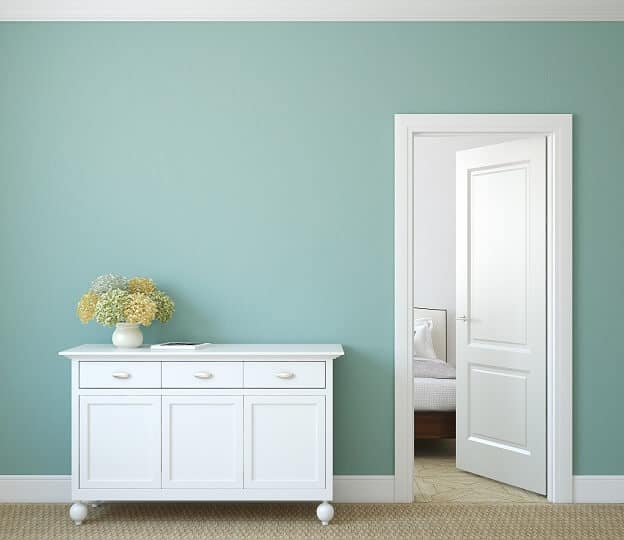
left=79, top=395, right=161, bottom=489
left=162, top=396, right=243, bottom=488
left=456, top=137, right=546, bottom=494
left=244, top=395, right=325, bottom=489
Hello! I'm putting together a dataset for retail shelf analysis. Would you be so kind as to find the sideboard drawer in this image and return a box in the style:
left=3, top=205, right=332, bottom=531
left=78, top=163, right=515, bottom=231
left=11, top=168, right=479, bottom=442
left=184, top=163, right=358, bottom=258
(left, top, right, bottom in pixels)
left=244, top=362, right=325, bottom=388
left=162, top=362, right=243, bottom=388
left=80, top=362, right=161, bottom=388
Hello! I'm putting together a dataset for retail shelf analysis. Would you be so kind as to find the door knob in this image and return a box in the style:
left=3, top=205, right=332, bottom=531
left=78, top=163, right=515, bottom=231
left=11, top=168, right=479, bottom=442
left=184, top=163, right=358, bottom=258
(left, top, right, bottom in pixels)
left=456, top=315, right=470, bottom=322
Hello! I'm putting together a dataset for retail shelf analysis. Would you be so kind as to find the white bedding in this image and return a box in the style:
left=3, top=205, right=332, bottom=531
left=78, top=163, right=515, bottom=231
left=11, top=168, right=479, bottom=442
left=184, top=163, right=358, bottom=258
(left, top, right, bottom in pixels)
left=413, top=377, right=456, bottom=411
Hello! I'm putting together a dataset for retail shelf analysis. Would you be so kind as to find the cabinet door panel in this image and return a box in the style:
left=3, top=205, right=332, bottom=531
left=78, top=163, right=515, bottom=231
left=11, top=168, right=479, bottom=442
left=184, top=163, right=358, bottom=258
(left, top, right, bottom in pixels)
left=163, top=396, right=243, bottom=488
left=244, top=395, right=325, bottom=489
left=79, top=395, right=161, bottom=489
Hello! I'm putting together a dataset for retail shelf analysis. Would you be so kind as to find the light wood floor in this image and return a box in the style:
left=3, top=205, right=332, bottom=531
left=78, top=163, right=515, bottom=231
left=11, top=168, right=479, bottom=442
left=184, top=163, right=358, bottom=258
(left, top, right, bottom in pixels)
left=414, top=439, right=546, bottom=503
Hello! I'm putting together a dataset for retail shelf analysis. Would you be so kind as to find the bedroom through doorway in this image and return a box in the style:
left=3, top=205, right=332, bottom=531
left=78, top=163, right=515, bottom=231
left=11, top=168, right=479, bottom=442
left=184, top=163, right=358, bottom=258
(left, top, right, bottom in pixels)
left=410, top=133, right=548, bottom=504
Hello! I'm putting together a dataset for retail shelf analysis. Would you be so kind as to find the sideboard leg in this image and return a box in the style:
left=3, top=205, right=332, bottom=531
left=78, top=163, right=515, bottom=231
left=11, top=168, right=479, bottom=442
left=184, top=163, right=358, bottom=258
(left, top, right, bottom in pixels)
left=69, top=502, right=88, bottom=526
left=316, top=501, right=334, bottom=525
left=90, top=501, right=101, bottom=508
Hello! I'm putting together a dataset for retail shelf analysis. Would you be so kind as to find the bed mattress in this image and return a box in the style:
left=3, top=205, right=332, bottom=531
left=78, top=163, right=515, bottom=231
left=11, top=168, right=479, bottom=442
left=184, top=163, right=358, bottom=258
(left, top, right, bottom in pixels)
left=413, top=377, right=456, bottom=411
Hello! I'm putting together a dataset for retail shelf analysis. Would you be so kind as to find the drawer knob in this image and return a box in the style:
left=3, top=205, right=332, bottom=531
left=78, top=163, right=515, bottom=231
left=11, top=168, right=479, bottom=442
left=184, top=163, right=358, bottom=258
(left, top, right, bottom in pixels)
left=276, top=372, right=295, bottom=380
left=194, top=372, right=213, bottom=379
left=112, top=371, right=130, bottom=379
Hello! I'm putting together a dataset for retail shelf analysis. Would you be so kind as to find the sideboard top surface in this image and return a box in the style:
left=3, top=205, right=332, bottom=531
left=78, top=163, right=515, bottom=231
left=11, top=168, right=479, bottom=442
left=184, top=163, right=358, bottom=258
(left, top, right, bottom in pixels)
left=59, top=343, right=344, bottom=361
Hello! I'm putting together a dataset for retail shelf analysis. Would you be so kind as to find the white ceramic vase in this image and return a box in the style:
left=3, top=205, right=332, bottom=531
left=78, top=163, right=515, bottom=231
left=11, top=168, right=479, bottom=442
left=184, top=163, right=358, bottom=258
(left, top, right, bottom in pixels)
left=112, top=323, right=143, bottom=348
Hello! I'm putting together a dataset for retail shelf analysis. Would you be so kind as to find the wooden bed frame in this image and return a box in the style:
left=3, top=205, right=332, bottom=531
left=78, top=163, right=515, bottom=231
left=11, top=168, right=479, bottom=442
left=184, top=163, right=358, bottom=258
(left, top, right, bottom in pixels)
left=414, top=411, right=456, bottom=439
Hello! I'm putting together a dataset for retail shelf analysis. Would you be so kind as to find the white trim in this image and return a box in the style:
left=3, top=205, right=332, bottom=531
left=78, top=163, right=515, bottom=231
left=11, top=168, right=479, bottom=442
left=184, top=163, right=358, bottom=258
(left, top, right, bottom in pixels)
left=1, top=0, right=624, bottom=21
left=0, top=475, right=71, bottom=503
left=574, top=476, right=624, bottom=503
left=394, top=114, right=573, bottom=503
left=333, top=475, right=395, bottom=503
left=393, top=114, right=414, bottom=504
left=0, top=475, right=394, bottom=504
left=5, top=474, right=624, bottom=504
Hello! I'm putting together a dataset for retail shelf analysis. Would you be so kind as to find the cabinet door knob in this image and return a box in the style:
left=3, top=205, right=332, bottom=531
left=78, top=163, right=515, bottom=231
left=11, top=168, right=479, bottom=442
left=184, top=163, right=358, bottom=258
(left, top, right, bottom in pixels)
left=194, top=372, right=213, bottom=379
left=112, top=371, right=130, bottom=379
left=276, top=372, right=295, bottom=380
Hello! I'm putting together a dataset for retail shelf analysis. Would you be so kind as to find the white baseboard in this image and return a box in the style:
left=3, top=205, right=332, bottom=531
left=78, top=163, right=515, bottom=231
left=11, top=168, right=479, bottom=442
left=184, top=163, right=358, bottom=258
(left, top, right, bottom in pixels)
left=9, top=474, right=621, bottom=504
left=0, top=475, right=395, bottom=504
left=0, top=475, right=71, bottom=503
left=333, top=475, right=395, bottom=503
left=574, top=475, right=624, bottom=503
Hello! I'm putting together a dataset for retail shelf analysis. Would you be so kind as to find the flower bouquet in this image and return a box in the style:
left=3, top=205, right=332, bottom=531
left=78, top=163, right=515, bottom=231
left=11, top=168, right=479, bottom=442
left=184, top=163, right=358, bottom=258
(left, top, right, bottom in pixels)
left=77, top=274, right=175, bottom=347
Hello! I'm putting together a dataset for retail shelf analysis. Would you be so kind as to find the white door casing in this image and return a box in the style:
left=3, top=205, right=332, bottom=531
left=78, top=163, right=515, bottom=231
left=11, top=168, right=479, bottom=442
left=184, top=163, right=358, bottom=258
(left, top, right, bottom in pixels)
left=244, top=395, right=325, bottom=489
left=456, top=137, right=546, bottom=494
left=394, top=114, right=572, bottom=503
left=79, top=395, right=161, bottom=489
left=162, top=396, right=243, bottom=489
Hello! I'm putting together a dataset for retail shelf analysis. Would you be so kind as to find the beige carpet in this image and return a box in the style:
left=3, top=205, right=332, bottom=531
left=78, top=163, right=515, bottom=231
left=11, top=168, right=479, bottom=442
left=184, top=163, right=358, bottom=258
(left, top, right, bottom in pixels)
left=1, top=502, right=624, bottom=539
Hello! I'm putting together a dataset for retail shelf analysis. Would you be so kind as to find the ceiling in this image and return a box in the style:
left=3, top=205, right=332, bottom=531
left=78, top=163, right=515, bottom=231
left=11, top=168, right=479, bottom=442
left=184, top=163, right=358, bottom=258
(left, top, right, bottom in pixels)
left=1, top=0, right=623, bottom=21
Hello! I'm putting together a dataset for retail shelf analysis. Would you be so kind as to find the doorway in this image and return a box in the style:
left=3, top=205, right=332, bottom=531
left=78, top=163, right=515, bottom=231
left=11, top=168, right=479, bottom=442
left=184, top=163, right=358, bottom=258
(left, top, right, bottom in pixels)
left=394, top=115, right=573, bottom=503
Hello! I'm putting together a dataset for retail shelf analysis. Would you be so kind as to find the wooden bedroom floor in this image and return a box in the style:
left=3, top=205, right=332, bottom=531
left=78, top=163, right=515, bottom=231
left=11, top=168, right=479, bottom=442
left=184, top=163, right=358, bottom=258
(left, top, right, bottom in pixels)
left=414, top=440, right=547, bottom=503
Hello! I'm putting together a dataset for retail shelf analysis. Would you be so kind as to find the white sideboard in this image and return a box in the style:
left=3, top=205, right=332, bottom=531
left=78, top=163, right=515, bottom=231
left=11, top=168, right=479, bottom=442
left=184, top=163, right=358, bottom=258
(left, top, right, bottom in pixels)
left=59, top=344, right=344, bottom=525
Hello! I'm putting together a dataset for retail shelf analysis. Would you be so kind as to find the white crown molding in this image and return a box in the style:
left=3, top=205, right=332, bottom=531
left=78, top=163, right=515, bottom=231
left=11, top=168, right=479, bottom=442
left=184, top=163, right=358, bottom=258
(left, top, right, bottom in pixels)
left=0, top=475, right=395, bottom=503
left=1, top=0, right=624, bottom=22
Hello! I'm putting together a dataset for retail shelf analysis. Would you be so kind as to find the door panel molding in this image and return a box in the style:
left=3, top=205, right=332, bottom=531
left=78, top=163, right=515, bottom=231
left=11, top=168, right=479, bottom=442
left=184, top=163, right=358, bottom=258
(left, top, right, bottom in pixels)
left=468, top=366, right=529, bottom=450
left=394, top=114, right=573, bottom=502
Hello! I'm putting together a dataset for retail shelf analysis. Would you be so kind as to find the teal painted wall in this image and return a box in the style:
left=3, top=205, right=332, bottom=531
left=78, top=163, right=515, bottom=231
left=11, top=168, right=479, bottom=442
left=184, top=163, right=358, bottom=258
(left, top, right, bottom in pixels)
left=1, top=22, right=623, bottom=476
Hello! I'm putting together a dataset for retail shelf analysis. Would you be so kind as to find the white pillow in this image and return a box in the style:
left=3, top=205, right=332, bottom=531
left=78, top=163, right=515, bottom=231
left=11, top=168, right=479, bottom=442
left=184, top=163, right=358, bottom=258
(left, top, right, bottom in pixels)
left=413, top=318, right=438, bottom=360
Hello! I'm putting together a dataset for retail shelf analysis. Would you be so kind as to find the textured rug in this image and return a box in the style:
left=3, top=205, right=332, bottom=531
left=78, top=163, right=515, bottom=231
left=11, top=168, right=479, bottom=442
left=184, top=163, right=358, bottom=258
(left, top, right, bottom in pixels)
left=1, top=502, right=624, bottom=539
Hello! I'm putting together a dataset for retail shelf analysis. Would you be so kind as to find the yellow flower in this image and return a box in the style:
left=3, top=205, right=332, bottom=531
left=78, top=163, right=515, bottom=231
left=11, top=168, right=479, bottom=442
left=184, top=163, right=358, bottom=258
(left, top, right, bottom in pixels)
left=76, top=292, right=99, bottom=323
left=128, top=277, right=156, bottom=294
left=124, top=292, right=157, bottom=326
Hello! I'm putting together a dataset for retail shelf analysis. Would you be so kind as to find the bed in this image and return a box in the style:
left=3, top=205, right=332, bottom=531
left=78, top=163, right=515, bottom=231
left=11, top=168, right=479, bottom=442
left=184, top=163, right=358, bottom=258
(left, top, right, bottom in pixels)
left=413, top=308, right=456, bottom=440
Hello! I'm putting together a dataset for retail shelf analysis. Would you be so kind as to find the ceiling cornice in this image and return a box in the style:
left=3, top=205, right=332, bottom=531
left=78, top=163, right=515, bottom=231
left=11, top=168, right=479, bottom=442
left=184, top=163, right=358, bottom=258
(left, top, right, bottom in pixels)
left=1, top=0, right=624, bottom=22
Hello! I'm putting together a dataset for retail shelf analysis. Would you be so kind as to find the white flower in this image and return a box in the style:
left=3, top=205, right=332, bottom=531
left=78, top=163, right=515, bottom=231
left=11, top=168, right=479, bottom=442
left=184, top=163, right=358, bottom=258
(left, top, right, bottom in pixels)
left=90, top=274, right=128, bottom=294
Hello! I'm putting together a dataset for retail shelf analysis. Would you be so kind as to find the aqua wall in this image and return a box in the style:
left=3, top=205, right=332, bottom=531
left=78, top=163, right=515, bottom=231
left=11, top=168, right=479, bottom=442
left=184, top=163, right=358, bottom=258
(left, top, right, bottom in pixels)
left=1, top=22, right=623, bottom=476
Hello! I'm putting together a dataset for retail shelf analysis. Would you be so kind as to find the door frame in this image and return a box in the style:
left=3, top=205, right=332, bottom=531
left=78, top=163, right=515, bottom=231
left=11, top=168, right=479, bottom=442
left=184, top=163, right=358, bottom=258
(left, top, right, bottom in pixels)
left=394, top=114, right=573, bottom=503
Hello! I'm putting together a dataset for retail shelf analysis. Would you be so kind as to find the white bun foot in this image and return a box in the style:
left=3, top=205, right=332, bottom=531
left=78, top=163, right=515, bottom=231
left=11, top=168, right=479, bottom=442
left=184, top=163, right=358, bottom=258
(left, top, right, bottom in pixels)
left=316, top=501, right=334, bottom=525
left=69, top=502, right=88, bottom=526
